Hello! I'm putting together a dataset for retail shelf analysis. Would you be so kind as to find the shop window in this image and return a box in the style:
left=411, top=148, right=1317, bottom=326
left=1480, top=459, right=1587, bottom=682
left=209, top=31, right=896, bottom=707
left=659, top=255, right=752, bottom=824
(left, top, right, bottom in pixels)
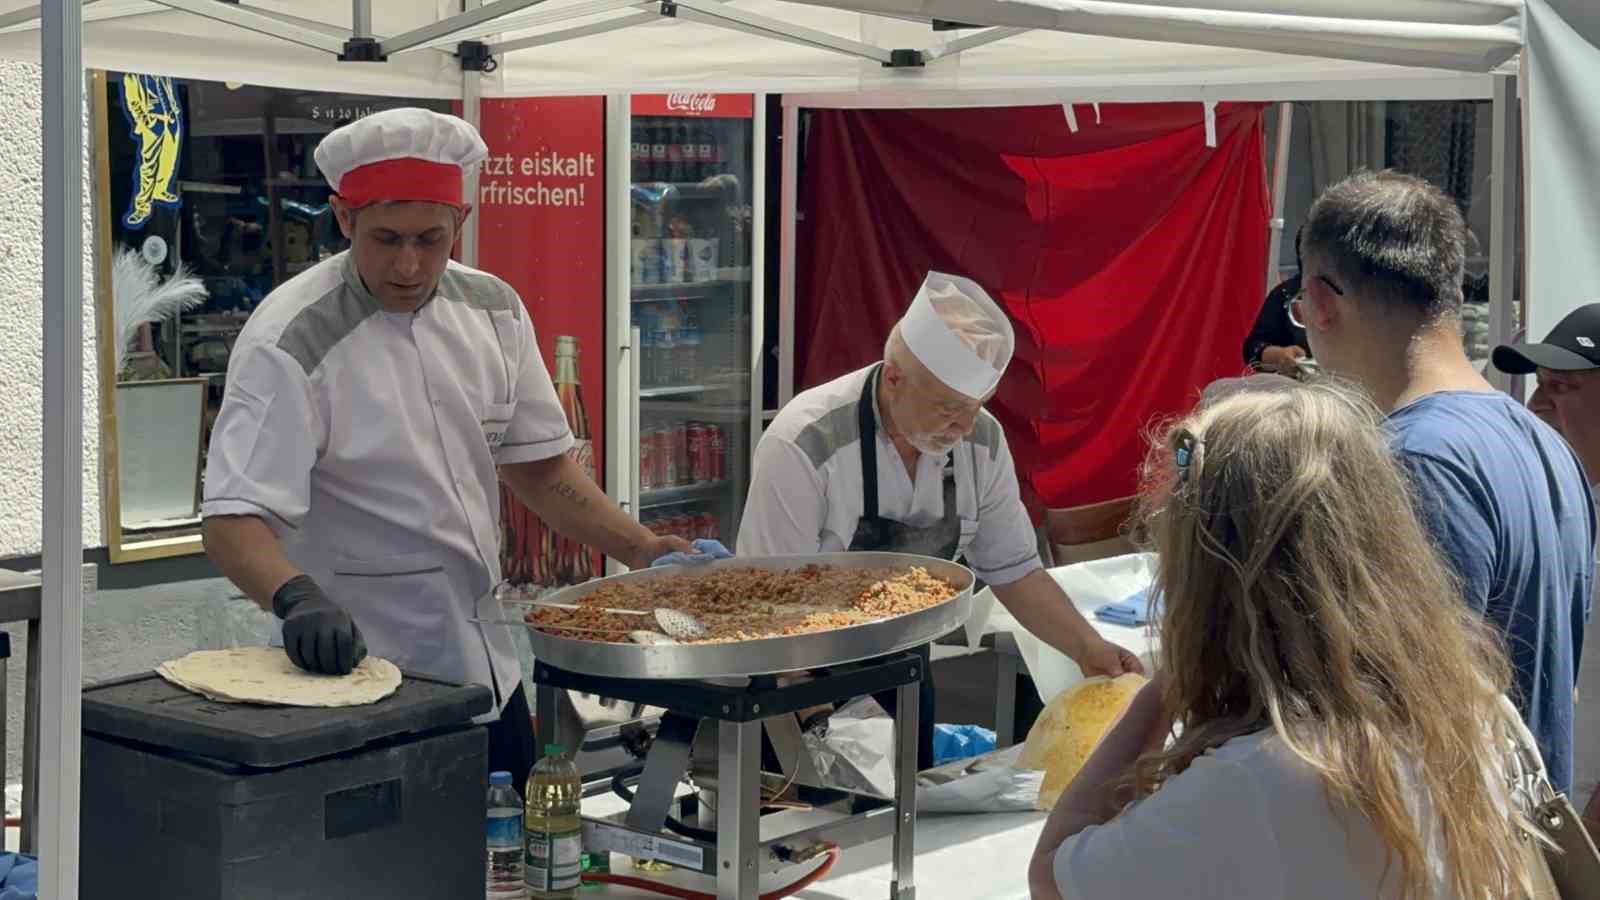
left=89, top=70, right=448, bottom=563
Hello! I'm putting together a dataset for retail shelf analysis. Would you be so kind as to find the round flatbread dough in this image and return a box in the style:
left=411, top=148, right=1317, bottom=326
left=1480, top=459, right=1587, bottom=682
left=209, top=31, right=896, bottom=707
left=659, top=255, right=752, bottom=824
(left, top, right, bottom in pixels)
left=156, top=647, right=402, bottom=707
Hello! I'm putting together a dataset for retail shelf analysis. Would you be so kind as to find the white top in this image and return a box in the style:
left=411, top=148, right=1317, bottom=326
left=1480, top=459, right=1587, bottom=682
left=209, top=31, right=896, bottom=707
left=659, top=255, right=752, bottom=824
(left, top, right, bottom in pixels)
left=900, top=271, right=1014, bottom=399
left=1054, top=731, right=1452, bottom=900
left=202, top=252, right=572, bottom=718
left=738, top=365, right=1041, bottom=586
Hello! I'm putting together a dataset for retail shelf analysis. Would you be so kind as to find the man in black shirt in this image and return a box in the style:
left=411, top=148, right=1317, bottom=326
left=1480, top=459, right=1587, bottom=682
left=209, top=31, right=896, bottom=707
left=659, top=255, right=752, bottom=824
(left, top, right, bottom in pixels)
left=1243, top=227, right=1312, bottom=374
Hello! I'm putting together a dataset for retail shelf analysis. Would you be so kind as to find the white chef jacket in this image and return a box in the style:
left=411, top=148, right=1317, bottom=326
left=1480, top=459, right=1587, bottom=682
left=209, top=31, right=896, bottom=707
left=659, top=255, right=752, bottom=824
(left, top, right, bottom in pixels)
left=202, top=252, right=573, bottom=719
left=738, top=365, right=1041, bottom=586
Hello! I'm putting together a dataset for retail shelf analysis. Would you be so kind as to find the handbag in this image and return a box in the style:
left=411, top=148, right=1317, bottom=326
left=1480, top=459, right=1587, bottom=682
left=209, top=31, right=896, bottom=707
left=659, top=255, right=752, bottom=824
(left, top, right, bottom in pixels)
left=1502, top=697, right=1600, bottom=899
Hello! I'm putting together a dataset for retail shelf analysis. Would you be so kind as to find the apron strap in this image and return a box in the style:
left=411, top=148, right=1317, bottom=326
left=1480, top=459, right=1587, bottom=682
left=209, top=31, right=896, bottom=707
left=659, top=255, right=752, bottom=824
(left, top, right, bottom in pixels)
left=858, top=364, right=883, bottom=522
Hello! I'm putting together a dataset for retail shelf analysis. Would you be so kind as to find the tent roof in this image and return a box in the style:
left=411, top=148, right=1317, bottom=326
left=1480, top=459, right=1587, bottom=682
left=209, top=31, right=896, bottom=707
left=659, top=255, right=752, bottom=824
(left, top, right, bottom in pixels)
left=0, top=0, right=1519, bottom=102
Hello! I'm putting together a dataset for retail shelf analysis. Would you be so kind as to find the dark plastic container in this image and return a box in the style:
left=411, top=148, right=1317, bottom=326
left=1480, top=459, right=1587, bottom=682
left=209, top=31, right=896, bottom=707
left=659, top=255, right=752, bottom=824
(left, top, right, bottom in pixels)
left=79, top=669, right=493, bottom=900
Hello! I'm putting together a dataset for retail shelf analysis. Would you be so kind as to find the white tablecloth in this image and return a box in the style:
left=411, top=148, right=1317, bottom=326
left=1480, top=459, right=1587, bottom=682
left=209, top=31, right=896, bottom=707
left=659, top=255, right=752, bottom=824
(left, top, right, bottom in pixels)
left=963, top=553, right=1159, bottom=703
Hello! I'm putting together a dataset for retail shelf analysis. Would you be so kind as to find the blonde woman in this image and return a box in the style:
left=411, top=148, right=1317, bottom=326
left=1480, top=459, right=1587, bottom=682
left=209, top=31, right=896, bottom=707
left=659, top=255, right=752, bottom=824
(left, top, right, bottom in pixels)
left=1028, top=379, right=1536, bottom=899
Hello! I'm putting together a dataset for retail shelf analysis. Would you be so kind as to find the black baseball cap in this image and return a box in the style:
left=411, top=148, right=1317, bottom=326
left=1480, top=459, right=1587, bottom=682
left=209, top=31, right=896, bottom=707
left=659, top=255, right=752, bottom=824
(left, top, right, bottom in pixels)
left=1492, top=303, right=1600, bottom=374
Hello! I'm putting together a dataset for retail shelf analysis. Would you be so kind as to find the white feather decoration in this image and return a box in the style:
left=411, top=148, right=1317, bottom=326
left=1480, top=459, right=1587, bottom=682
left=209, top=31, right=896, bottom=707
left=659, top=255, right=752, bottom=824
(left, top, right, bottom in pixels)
left=111, top=247, right=207, bottom=376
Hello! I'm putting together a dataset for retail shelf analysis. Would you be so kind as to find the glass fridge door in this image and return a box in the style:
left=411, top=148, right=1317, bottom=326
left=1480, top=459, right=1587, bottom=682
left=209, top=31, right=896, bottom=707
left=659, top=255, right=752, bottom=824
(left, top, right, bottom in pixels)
left=628, top=94, right=756, bottom=547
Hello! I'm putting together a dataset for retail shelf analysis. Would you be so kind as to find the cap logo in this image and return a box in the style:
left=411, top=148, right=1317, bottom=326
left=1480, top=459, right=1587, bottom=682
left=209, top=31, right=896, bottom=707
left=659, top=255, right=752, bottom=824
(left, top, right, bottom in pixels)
left=1578, top=337, right=1595, bottom=349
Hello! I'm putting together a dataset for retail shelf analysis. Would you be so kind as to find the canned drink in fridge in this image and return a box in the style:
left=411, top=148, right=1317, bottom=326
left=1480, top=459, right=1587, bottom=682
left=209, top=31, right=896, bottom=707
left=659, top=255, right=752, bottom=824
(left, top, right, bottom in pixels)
left=661, top=238, right=690, bottom=284
left=672, top=422, right=691, bottom=486
left=630, top=239, right=661, bottom=285
left=708, top=425, right=726, bottom=482
left=655, top=427, right=676, bottom=487
left=639, top=429, right=658, bottom=491
left=687, top=238, right=718, bottom=283
left=686, top=423, right=708, bottom=484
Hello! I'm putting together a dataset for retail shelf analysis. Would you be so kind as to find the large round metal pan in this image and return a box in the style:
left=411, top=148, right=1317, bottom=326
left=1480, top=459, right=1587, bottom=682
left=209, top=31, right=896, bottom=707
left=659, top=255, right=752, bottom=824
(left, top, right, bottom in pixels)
left=518, top=552, right=974, bottom=679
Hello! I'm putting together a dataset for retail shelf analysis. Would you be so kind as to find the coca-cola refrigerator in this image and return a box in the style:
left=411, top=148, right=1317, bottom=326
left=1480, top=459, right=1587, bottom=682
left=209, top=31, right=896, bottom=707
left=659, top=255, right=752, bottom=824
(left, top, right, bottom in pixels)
left=607, top=93, right=766, bottom=561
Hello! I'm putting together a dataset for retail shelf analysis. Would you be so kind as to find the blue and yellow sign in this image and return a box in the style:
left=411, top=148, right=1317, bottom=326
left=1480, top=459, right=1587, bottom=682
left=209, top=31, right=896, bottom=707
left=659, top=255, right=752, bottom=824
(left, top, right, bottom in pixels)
left=119, top=74, right=183, bottom=229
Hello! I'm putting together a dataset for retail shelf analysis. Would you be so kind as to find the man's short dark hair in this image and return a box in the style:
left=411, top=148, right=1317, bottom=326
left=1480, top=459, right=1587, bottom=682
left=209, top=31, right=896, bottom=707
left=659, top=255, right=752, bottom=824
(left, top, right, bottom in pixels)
left=1302, top=170, right=1468, bottom=320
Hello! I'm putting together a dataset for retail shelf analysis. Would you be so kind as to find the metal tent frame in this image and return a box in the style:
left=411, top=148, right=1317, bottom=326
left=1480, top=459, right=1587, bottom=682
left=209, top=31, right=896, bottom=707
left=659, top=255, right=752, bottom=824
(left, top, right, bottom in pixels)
left=15, top=1, right=1569, bottom=896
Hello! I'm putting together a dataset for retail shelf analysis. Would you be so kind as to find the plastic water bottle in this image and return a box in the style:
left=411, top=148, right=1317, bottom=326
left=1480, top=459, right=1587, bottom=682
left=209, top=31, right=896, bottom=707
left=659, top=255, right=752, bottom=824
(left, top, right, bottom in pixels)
left=486, top=770, right=526, bottom=899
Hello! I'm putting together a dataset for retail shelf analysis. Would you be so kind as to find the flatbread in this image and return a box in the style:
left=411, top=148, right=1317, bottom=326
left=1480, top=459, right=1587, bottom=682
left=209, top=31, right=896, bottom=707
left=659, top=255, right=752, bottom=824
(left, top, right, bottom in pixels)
left=1019, top=673, right=1148, bottom=809
left=156, top=647, right=402, bottom=707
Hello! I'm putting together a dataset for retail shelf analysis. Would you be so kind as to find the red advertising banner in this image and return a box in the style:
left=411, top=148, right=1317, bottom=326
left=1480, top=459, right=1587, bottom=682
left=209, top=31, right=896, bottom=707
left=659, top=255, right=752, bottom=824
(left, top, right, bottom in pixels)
left=631, top=92, right=755, bottom=119
left=473, top=96, right=607, bottom=587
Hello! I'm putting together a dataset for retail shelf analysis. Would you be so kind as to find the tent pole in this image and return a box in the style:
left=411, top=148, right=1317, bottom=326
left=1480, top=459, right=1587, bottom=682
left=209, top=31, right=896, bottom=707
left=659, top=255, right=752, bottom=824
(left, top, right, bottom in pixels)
left=750, top=94, right=769, bottom=465
left=778, top=102, right=799, bottom=407
left=40, top=1, right=85, bottom=897
left=1487, top=73, right=1522, bottom=399
left=461, top=0, right=482, bottom=268
left=1265, top=101, right=1293, bottom=293
left=352, top=0, right=371, bottom=39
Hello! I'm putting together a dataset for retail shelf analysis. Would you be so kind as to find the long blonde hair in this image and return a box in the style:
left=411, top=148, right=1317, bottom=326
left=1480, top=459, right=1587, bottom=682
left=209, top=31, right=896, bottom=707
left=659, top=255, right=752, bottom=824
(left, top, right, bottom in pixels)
left=1130, top=379, right=1530, bottom=899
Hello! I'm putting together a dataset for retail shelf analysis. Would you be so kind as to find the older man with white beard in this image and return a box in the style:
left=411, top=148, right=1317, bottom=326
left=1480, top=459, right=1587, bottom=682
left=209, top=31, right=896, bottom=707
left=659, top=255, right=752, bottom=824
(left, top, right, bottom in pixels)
left=739, top=271, right=1141, bottom=768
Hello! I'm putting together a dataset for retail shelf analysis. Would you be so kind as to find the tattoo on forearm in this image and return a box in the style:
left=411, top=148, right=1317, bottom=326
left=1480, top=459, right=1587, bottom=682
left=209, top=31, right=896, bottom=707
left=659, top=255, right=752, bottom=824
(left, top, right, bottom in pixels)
left=547, top=479, right=590, bottom=509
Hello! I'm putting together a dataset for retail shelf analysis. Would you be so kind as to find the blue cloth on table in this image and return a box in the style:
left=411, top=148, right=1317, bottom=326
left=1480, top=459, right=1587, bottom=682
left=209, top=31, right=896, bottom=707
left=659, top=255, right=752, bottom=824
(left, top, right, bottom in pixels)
left=1094, top=586, right=1162, bottom=627
left=0, top=853, right=38, bottom=900
left=932, top=724, right=996, bottom=766
left=650, top=539, right=733, bottom=567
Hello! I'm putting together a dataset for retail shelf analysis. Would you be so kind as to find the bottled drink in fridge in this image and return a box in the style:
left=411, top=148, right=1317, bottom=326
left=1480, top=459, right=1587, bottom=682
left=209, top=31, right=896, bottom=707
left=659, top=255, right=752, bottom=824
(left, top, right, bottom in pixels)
left=526, top=745, right=583, bottom=898
left=630, top=121, right=650, bottom=184
left=553, top=337, right=598, bottom=584
left=486, top=771, right=525, bottom=900
left=649, top=120, right=669, bottom=182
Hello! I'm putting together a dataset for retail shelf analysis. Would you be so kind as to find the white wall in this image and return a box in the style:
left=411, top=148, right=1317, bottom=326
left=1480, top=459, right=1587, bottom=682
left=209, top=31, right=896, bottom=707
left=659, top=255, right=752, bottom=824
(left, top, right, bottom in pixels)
left=0, top=59, right=100, bottom=558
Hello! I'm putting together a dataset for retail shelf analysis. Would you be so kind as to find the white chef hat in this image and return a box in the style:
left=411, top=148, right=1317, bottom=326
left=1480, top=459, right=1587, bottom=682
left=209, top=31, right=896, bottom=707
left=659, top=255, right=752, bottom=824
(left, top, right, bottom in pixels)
left=897, top=271, right=1014, bottom=399
left=314, top=107, right=487, bottom=209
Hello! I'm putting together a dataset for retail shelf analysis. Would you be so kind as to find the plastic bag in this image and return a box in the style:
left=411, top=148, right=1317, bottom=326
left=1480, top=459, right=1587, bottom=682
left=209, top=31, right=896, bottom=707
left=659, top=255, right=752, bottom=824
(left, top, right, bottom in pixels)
left=916, top=745, right=1042, bottom=814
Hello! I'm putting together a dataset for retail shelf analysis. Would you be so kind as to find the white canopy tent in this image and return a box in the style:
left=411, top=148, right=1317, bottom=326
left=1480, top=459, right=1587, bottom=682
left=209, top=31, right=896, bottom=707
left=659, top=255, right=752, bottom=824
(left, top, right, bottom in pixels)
left=4, top=1, right=1596, bottom=896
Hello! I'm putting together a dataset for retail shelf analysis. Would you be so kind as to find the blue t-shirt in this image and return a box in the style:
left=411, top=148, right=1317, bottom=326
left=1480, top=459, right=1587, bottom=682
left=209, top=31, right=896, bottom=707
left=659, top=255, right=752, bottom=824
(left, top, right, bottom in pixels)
left=1389, top=391, right=1595, bottom=793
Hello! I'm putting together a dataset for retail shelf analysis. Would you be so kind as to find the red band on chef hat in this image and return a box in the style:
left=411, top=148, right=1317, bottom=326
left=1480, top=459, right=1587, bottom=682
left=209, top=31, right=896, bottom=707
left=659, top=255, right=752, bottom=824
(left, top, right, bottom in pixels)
left=336, top=157, right=465, bottom=210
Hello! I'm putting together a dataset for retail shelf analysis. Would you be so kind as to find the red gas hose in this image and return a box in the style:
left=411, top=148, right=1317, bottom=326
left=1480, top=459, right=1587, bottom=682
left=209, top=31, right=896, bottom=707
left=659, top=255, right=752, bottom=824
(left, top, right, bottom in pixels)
left=580, top=844, right=840, bottom=899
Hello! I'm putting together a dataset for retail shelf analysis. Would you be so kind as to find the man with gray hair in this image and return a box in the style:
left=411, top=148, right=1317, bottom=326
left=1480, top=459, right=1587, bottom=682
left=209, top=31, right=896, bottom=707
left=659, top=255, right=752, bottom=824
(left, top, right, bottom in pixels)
left=740, top=271, right=1140, bottom=768
left=1294, top=170, right=1594, bottom=793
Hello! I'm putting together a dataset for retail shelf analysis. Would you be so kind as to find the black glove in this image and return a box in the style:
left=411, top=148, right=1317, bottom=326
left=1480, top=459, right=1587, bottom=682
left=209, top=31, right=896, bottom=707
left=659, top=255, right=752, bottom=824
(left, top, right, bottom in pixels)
left=272, top=575, right=367, bottom=676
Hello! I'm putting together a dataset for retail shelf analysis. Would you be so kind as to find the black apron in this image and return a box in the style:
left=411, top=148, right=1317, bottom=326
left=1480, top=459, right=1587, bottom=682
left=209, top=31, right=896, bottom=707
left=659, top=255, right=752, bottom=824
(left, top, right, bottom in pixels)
left=847, top=364, right=959, bottom=770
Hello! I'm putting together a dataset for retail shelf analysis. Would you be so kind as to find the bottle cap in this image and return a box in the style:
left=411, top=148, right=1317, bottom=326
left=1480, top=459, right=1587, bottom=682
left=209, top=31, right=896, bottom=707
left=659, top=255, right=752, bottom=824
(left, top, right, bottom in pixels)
left=544, top=743, right=565, bottom=757
left=489, top=770, right=512, bottom=786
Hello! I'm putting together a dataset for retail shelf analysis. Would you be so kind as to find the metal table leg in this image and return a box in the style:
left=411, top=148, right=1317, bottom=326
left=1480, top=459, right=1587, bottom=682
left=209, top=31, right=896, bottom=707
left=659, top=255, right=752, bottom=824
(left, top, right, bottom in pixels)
left=891, top=680, right=918, bottom=900
left=535, top=682, right=560, bottom=763
left=717, top=718, right=761, bottom=900
left=21, top=621, right=37, bottom=856
left=994, top=651, right=1019, bottom=748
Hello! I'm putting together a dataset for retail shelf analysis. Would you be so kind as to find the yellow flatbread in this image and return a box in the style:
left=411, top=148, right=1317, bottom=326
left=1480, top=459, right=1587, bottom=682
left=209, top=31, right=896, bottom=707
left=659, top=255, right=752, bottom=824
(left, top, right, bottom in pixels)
left=156, top=647, right=402, bottom=707
left=1020, top=672, right=1148, bottom=809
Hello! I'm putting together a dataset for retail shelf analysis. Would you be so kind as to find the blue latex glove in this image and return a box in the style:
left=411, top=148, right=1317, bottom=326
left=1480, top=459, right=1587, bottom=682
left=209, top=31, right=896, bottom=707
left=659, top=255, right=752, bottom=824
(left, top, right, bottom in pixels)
left=1093, top=585, right=1163, bottom=627
left=651, top=539, right=733, bottom=567
left=932, top=723, right=997, bottom=766
left=0, top=853, right=38, bottom=900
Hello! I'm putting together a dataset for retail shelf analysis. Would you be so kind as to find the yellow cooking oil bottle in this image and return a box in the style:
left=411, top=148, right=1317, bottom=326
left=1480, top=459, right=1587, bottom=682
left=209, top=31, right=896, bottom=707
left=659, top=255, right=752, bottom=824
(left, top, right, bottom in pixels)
left=526, top=743, right=582, bottom=898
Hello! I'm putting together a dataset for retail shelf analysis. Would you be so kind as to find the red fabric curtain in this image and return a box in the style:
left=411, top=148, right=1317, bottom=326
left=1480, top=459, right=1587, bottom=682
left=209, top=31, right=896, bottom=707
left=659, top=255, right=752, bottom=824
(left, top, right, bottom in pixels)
left=795, top=103, right=1269, bottom=515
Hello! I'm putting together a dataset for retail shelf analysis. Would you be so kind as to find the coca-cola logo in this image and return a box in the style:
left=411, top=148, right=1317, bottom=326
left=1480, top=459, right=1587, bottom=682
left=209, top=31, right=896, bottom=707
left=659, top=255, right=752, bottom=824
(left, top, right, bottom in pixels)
left=666, top=93, right=717, bottom=113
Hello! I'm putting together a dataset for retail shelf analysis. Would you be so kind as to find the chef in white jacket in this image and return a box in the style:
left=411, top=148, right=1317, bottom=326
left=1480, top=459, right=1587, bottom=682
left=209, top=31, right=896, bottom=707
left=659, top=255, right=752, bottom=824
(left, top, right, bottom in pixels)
left=202, top=108, right=713, bottom=785
left=739, top=271, right=1141, bottom=768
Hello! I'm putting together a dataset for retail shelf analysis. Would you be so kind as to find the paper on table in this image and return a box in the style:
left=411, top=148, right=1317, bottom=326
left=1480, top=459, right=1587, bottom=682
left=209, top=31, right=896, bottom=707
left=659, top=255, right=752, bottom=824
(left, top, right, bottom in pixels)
left=975, top=553, right=1160, bottom=704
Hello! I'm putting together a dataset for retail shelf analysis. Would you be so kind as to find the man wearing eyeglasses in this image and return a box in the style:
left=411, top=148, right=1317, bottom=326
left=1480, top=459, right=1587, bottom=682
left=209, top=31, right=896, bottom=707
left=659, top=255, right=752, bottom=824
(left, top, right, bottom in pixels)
left=1493, top=303, right=1600, bottom=824
left=1293, top=170, right=1595, bottom=796
left=1242, top=226, right=1313, bottom=377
